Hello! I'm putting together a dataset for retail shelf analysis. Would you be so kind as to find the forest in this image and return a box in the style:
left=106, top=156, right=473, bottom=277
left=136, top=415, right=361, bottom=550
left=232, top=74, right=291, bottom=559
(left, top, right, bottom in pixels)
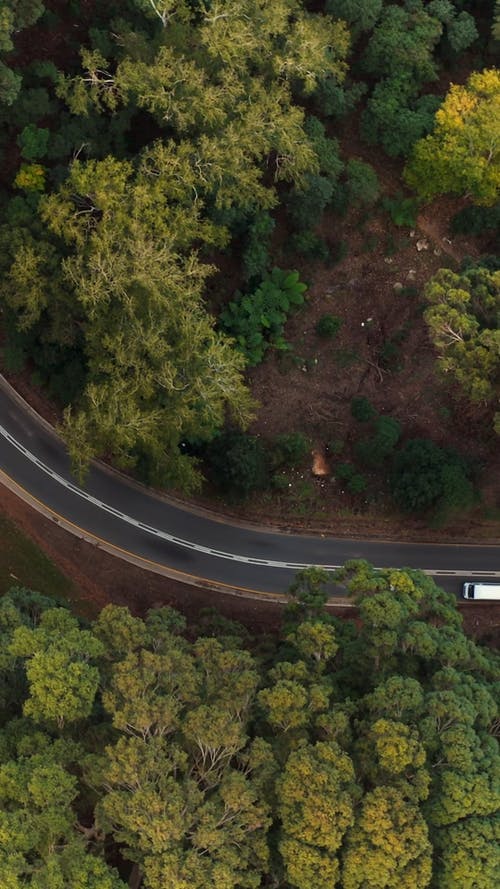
left=0, top=0, right=498, bottom=534
left=0, top=563, right=498, bottom=889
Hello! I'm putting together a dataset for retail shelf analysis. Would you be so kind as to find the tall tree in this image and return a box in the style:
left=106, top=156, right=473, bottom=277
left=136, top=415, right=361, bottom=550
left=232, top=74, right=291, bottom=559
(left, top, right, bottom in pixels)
left=405, top=68, right=500, bottom=205
left=423, top=263, right=500, bottom=408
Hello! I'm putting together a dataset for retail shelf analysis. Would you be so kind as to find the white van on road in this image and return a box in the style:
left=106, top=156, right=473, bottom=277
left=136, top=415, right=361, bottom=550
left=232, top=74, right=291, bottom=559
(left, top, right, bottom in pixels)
left=462, top=583, right=500, bottom=601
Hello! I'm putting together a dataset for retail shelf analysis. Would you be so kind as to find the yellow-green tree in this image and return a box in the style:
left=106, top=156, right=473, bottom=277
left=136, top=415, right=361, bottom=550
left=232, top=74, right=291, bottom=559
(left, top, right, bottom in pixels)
left=423, top=263, right=500, bottom=413
left=405, top=68, right=500, bottom=205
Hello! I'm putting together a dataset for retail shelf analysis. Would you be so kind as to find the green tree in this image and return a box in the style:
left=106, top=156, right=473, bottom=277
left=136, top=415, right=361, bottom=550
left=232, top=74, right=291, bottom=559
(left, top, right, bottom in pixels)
left=277, top=741, right=358, bottom=889
left=405, top=68, right=500, bottom=205
left=341, top=787, right=432, bottom=889
left=433, top=815, right=500, bottom=888
left=362, top=4, right=442, bottom=85
left=326, top=0, right=382, bottom=36
left=17, top=124, right=50, bottom=161
left=424, top=264, right=500, bottom=407
left=0, top=1, right=45, bottom=106
left=30, top=155, right=255, bottom=489
left=361, top=76, right=441, bottom=158
left=8, top=608, right=103, bottom=727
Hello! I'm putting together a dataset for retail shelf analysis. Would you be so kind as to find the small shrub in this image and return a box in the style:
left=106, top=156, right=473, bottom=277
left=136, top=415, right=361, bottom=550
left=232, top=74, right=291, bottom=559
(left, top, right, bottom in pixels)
left=356, top=416, right=401, bottom=466
left=242, top=211, right=275, bottom=282
left=327, top=439, right=344, bottom=456
left=348, top=473, right=367, bottom=494
left=381, top=193, right=419, bottom=228
left=329, top=240, right=349, bottom=265
left=271, top=472, right=290, bottom=491
left=289, top=231, right=330, bottom=261
left=335, top=462, right=355, bottom=481
left=346, top=158, right=380, bottom=207
left=206, top=432, right=269, bottom=499
left=399, top=285, right=419, bottom=299
left=271, top=433, right=310, bottom=469
left=351, top=396, right=377, bottom=422
left=316, top=314, right=342, bottom=338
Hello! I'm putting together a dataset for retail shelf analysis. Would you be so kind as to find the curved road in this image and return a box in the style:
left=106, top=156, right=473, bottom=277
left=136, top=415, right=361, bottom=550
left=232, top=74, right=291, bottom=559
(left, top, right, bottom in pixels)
left=0, top=379, right=498, bottom=598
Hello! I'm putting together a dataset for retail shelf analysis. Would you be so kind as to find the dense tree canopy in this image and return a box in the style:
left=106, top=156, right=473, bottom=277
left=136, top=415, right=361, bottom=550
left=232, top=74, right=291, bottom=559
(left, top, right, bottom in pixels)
left=0, top=0, right=496, bottom=502
left=0, top=567, right=498, bottom=888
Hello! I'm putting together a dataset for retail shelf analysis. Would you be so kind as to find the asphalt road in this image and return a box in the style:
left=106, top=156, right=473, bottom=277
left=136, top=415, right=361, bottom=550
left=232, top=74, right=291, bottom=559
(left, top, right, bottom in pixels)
left=0, top=380, right=498, bottom=597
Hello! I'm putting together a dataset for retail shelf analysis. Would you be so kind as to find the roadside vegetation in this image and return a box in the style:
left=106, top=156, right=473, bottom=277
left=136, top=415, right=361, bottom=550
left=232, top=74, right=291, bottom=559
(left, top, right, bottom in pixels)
left=0, top=562, right=498, bottom=888
left=0, top=513, right=73, bottom=599
left=0, top=1, right=498, bottom=530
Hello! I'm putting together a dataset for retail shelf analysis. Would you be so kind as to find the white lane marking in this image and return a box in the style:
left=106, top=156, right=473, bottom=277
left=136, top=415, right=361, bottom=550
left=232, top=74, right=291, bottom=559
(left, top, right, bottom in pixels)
left=1, top=423, right=499, bottom=578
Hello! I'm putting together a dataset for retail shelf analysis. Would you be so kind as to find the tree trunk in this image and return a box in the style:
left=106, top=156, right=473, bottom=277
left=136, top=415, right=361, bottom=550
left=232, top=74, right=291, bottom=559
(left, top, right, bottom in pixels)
left=128, top=864, right=143, bottom=889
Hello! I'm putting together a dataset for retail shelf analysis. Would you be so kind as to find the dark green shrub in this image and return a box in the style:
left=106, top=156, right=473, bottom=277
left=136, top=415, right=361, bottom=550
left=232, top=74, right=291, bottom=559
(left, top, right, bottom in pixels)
left=316, top=314, right=342, bottom=339
left=271, top=433, right=310, bottom=469
left=346, top=159, right=380, bottom=207
left=287, top=174, right=334, bottom=231
left=391, top=438, right=475, bottom=520
left=450, top=204, right=500, bottom=236
left=381, top=192, right=419, bottom=228
left=327, top=439, right=344, bottom=456
left=271, top=472, right=291, bottom=491
left=17, top=124, right=50, bottom=161
left=313, top=76, right=366, bottom=119
left=289, top=231, right=330, bottom=261
left=206, top=432, right=269, bottom=499
left=348, top=473, right=367, bottom=494
left=242, top=211, right=275, bottom=282
left=351, top=396, right=377, bottom=422
left=361, top=77, right=441, bottom=158
left=304, top=116, right=344, bottom=181
left=356, top=416, right=401, bottom=466
left=335, top=462, right=355, bottom=481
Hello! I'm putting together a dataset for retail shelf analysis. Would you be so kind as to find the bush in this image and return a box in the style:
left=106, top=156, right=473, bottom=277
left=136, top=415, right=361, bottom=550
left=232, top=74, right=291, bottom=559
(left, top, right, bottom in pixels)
left=288, top=231, right=330, bottom=261
left=286, top=174, right=334, bottom=231
left=220, top=268, right=307, bottom=366
left=242, top=211, right=275, bottom=282
left=356, top=416, right=401, bottom=466
left=271, top=433, right=310, bottom=469
left=335, top=462, right=355, bottom=481
left=381, top=192, right=419, bottom=228
left=327, top=439, right=344, bottom=456
left=391, top=438, right=475, bottom=519
left=346, top=159, right=380, bottom=208
left=348, top=473, right=367, bottom=494
left=351, top=396, right=377, bottom=422
left=316, top=314, right=342, bottom=338
left=206, top=432, right=269, bottom=499
left=450, top=204, right=500, bottom=236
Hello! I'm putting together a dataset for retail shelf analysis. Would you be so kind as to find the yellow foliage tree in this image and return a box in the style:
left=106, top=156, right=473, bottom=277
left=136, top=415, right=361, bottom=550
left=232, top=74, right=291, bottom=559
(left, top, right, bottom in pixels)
left=404, top=68, right=500, bottom=205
